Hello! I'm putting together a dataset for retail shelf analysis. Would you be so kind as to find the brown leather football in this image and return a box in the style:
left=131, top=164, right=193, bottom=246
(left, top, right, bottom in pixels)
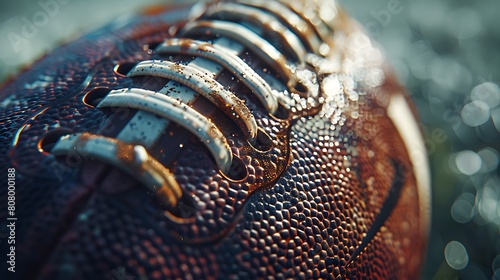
left=0, top=0, right=430, bottom=279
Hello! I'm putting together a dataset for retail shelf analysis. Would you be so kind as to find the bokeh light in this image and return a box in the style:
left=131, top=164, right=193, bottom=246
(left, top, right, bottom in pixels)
left=445, top=241, right=469, bottom=270
left=340, top=0, right=500, bottom=278
left=461, top=101, right=490, bottom=127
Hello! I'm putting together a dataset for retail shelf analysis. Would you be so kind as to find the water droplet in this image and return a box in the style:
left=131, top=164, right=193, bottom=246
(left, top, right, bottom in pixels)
left=319, top=43, right=330, bottom=56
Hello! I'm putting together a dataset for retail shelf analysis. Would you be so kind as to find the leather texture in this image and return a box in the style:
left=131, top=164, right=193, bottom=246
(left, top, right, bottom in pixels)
left=0, top=1, right=429, bottom=279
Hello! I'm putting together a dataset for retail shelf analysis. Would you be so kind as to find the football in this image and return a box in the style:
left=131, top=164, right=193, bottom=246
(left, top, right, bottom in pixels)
left=0, top=0, right=430, bottom=279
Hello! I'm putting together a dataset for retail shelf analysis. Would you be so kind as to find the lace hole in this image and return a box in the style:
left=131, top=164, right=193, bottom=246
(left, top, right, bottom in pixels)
left=292, top=80, right=308, bottom=95
left=113, top=62, right=136, bottom=77
left=166, top=193, right=197, bottom=221
left=143, top=41, right=163, bottom=53
left=226, top=157, right=247, bottom=181
left=83, top=87, right=110, bottom=108
left=38, top=128, right=72, bottom=153
left=251, top=128, right=273, bottom=152
left=272, top=103, right=290, bottom=120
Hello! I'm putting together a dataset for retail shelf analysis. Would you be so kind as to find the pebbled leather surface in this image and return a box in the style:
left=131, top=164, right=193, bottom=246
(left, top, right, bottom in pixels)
left=0, top=2, right=428, bottom=279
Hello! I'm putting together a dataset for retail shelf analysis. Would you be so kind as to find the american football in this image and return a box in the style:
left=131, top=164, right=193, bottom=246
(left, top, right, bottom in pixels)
left=0, top=0, right=430, bottom=279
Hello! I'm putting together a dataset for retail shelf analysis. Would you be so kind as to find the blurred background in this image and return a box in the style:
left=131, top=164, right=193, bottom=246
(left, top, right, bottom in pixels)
left=1, top=0, right=499, bottom=279
left=339, top=0, right=500, bottom=279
